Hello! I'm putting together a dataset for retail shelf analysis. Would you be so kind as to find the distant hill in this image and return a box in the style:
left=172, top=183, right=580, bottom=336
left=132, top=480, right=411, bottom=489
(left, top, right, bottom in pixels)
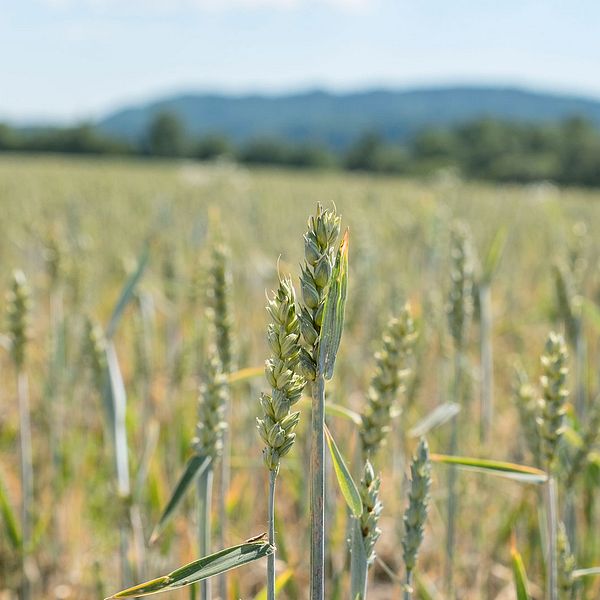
left=98, top=86, right=600, bottom=150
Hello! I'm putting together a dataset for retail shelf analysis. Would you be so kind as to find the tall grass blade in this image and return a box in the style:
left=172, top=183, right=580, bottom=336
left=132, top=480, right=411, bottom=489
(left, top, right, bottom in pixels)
left=106, top=244, right=150, bottom=339
left=105, top=541, right=275, bottom=598
left=324, top=423, right=362, bottom=517
left=0, top=471, right=21, bottom=550
left=325, top=401, right=362, bottom=426
left=408, top=402, right=460, bottom=438
left=150, top=455, right=212, bottom=544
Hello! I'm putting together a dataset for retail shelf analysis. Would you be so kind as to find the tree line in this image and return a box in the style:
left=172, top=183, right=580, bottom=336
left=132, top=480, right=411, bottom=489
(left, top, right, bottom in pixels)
left=2, top=111, right=600, bottom=187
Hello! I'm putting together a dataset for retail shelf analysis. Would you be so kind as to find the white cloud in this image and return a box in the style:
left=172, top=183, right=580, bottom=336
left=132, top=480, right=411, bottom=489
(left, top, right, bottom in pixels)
left=39, top=0, right=374, bottom=12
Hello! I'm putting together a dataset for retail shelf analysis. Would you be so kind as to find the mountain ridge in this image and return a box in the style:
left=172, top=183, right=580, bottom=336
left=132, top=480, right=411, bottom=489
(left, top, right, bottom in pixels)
left=97, top=85, right=600, bottom=149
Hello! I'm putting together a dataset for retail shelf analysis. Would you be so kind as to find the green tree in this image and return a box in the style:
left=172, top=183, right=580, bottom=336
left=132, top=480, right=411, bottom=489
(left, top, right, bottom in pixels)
left=146, top=111, right=187, bottom=157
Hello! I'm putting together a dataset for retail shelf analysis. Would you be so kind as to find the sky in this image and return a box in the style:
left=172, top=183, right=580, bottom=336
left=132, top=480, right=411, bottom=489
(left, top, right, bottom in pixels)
left=2, top=0, right=600, bottom=123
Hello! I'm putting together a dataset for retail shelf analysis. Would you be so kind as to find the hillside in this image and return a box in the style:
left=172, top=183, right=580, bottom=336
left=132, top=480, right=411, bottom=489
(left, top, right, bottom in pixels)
left=97, top=86, right=600, bottom=149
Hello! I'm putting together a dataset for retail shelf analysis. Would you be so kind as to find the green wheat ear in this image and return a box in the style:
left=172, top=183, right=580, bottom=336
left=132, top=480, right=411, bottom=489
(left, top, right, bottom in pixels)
left=298, top=202, right=341, bottom=380
left=536, top=331, right=568, bottom=473
left=194, top=349, right=228, bottom=460
left=257, top=275, right=306, bottom=472
left=358, top=460, right=382, bottom=565
left=402, top=438, right=431, bottom=587
left=360, top=304, right=417, bottom=460
left=7, top=270, right=31, bottom=369
left=447, top=221, right=474, bottom=351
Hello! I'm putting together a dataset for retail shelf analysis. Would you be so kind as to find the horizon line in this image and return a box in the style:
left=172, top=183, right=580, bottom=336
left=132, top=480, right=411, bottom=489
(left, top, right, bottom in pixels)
left=5, top=79, right=600, bottom=127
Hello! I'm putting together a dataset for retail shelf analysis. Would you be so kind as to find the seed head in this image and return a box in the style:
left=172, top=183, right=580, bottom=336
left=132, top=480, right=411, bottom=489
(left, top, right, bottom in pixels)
left=7, top=270, right=31, bottom=369
left=44, top=230, right=66, bottom=289
left=557, top=523, right=577, bottom=600
left=537, top=332, right=569, bottom=472
left=257, top=276, right=306, bottom=472
left=299, top=203, right=341, bottom=378
left=402, top=438, right=431, bottom=575
left=193, top=349, right=228, bottom=459
left=552, top=262, right=581, bottom=348
left=84, top=317, right=107, bottom=392
left=513, top=366, right=541, bottom=466
left=360, top=305, right=417, bottom=459
left=447, top=222, right=474, bottom=350
left=357, top=460, right=383, bottom=565
left=208, top=243, right=235, bottom=373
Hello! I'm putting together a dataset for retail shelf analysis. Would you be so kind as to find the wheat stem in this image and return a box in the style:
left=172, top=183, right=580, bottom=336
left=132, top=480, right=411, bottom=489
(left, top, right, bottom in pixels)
left=267, top=469, right=277, bottom=600
left=197, top=467, right=214, bottom=600
left=310, top=372, right=326, bottom=600
left=546, top=475, right=558, bottom=600
left=17, top=369, right=33, bottom=600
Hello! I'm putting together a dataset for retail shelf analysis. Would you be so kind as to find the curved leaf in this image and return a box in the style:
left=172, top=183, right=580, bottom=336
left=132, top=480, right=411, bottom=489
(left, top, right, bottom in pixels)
left=324, top=423, right=362, bottom=517
left=325, top=401, right=362, bottom=426
left=431, top=454, right=547, bottom=483
left=149, top=455, right=212, bottom=544
left=105, top=541, right=274, bottom=598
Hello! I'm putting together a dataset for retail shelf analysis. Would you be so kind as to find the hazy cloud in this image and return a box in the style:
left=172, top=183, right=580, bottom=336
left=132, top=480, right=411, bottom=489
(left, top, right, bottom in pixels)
left=39, top=0, right=373, bottom=12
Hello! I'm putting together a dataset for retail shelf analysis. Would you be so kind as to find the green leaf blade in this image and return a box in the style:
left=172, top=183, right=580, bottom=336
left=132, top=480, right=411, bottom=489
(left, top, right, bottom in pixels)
left=0, top=471, right=21, bottom=550
left=106, top=541, right=274, bottom=598
left=106, top=244, right=150, bottom=340
left=431, top=454, right=547, bottom=483
left=324, top=423, right=362, bottom=517
left=511, top=543, right=531, bottom=599
left=150, top=455, right=212, bottom=544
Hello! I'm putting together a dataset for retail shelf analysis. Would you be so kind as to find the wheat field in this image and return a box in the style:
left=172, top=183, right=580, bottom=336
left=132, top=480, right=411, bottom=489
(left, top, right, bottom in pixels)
left=1, top=154, right=600, bottom=599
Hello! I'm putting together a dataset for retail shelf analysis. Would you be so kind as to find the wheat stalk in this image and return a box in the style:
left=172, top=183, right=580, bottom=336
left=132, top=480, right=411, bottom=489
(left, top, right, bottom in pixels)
left=194, top=348, right=228, bottom=600
left=402, top=438, right=431, bottom=599
left=7, top=270, right=33, bottom=600
left=207, top=242, right=235, bottom=600
left=537, top=331, right=568, bottom=600
left=298, top=203, right=341, bottom=600
left=257, top=276, right=306, bottom=600
left=444, top=221, right=474, bottom=597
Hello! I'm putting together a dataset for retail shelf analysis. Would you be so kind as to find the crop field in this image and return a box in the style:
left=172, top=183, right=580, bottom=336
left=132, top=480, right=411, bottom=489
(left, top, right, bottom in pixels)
left=2, top=154, right=600, bottom=599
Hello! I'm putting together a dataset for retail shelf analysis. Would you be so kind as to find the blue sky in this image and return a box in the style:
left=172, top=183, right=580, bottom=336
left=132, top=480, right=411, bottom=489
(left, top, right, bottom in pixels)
left=2, top=0, right=600, bottom=122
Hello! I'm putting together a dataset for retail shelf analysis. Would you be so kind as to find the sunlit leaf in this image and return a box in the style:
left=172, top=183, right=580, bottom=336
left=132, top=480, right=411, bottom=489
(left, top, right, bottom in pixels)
left=227, top=366, right=263, bottom=384
left=511, top=539, right=531, bottom=599
left=431, top=454, right=547, bottom=483
left=254, top=568, right=294, bottom=600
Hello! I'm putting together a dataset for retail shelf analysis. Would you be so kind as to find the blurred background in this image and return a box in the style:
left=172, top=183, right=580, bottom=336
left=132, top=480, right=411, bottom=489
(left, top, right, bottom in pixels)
left=2, top=1, right=600, bottom=186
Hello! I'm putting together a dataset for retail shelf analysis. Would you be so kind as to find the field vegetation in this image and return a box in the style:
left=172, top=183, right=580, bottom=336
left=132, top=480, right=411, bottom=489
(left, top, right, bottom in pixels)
left=1, top=154, right=600, bottom=599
